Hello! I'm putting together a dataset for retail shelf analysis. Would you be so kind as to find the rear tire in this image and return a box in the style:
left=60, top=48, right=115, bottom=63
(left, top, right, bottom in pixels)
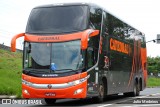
left=44, top=98, right=56, bottom=105
left=135, top=82, right=140, bottom=96
left=124, top=81, right=140, bottom=97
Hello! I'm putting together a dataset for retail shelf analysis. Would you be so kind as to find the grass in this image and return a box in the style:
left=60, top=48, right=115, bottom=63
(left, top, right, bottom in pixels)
left=147, top=77, right=160, bottom=87
left=0, top=49, right=22, bottom=98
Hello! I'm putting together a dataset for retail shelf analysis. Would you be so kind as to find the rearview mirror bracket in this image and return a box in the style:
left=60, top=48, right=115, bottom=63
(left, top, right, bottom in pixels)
left=11, top=33, right=25, bottom=52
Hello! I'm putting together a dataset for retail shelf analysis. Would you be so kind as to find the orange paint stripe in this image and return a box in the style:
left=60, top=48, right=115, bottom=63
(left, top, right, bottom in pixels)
left=24, top=29, right=98, bottom=43
left=141, top=47, right=148, bottom=85
left=128, top=41, right=136, bottom=87
left=128, top=55, right=135, bottom=86
left=25, top=32, right=83, bottom=42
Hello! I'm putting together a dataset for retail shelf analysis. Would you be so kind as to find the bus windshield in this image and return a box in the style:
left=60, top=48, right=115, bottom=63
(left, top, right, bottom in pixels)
left=23, top=40, right=83, bottom=73
left=26, top=5, right=88, bottom=34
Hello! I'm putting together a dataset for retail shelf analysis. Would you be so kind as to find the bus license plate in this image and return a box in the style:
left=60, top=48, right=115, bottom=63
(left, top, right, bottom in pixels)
left=45, top=92, right=56, bottom=96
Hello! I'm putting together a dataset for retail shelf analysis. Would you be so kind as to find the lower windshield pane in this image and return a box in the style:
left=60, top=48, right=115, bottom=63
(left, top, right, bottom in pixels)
left=23, top=40, right=83, bottom=72
left=51, top=40, right=82, bottom=71
left=24, top=42, right=50, bottom=70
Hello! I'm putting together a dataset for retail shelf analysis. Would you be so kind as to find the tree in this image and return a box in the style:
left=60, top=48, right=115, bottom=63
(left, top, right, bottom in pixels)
left=147, top=56, right=160, bottom=76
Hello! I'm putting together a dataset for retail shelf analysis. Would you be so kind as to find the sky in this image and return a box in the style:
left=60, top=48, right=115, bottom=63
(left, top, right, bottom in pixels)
left=0, top=0, right=160, bottom=57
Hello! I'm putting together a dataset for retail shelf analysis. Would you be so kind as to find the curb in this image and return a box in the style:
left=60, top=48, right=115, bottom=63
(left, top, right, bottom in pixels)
left=0, top=95, right=17, bottom=99
left=147, top=86, right=160, bottom=88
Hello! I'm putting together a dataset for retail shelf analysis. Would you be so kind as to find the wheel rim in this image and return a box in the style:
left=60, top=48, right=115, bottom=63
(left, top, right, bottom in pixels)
left=136, top=83, right=140, bottom=96
left=134, top=85, right=136, bottom=93
left=99, top=85, right=104, bottom=98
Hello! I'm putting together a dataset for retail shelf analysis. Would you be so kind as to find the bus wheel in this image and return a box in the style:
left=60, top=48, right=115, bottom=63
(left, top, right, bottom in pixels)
left=135, top=82, right=140, bottom=96
left=44, top=98, right=56, bottom=105
left=124, top=81, right=140, bottom=97
left=132, top=81, right=140, bottom=96
left=93, top=82, right=106, bottom=103
left=99, top=84, right=105, bottom=101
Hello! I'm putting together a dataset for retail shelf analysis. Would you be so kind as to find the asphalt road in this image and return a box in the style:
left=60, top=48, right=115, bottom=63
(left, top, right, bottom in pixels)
left=0, top=87, right=160, bottom=107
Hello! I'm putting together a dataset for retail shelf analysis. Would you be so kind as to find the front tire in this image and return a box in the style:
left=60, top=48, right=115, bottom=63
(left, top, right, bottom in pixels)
left=93, top=81, right=107, bottom=103
left=44, top=98, right=56, bottom=105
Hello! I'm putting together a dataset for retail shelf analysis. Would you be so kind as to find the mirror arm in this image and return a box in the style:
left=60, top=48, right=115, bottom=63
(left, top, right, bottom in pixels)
left=11, top=33, right=25, bottom=52
left=81, top=29, right=99, bottom=50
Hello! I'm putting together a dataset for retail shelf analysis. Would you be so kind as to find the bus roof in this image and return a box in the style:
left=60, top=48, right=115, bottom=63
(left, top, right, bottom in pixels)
left=32, top=3, right=143, bottom=34
left=33, top=3, right=97, bottom=9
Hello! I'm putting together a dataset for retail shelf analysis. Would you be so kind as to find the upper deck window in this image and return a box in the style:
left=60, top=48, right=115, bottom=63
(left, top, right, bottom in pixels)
left=26, top=5, right=88, bottom=34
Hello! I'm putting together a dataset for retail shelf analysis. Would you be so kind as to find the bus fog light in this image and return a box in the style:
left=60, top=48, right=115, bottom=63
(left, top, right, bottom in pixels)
left=74, top=88, right=83, bottom=95
left=23, top=89, right=29, bottom=95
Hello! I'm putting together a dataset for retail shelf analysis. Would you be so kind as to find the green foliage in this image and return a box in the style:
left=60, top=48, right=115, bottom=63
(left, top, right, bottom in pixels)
left=147, top=56, right=160, bottom=75
left=0, top=49, right=22, bottom=98
left=147, top=77, right=160, bottom=87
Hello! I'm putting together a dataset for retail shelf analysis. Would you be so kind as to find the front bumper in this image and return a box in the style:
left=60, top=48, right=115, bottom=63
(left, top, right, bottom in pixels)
left=22, top=81, right=87, bottom=98
left=22, top=73, right=88, bottom=99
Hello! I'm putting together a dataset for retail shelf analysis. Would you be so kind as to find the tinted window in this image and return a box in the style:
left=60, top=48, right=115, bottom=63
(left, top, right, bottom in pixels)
left=87, top=6, right=102, bottom=67
left=108, top=14, right=125, bottom=39
left=26, top=6, right=88, bottom=34
left=89, top=7, right=102, bottom=30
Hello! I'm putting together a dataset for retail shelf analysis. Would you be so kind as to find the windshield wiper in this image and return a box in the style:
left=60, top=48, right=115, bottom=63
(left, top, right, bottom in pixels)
left=23, top=69, right=50, bottom=74
left=52, top=69, right=74, bottom=73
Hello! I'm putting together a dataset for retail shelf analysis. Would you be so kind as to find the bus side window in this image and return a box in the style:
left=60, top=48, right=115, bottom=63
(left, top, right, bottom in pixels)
left=89, top=21, right=95, bottom=29
left=89, top=6, right=102, bottom=62
left=90, top=6, right=102, bottom=30
left=108, top=13, right=125, bottom=39
left=87, top=47, right=94, bottom=68
left=102, top=11, right=109, bottom=37
left=87, top=36, right=98, bottom=68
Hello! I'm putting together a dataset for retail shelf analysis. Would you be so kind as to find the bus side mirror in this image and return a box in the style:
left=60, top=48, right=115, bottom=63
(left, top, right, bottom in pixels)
left=81, top=29, right=99, bottom=50
left=89, top=30, right=99, bottom=37
left=11, top=33, right=25, bottom=52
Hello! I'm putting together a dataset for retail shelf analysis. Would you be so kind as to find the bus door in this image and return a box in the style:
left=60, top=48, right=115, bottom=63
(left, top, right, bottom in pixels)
left=87, top=37, right=99, bottom=94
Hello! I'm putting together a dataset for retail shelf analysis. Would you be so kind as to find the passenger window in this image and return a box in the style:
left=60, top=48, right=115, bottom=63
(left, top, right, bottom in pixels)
left=108, top=14, right=125, bottom=39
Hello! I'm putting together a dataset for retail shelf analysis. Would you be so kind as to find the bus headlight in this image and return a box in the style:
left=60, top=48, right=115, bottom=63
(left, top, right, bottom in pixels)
left=73, top=80, right=81, bottom=85
left=68, top=75, right=90, bottom=86
left=21, top=75, right=90, bottom=89
left=22, top=79, right=33, bottom=86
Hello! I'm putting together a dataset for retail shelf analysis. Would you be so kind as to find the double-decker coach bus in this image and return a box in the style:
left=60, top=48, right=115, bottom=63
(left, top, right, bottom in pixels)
left=11, top=3, right=147, bottom=104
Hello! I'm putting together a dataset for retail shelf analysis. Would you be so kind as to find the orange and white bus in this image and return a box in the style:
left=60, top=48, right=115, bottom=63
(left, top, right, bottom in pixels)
left=11, top=3, right=147, bottom=104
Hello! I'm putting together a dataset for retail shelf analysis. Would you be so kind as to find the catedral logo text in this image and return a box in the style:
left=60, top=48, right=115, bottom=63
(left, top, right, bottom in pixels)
left=110, top=38, right=131, bottom=55
left=38, top=36, right=60, bottom=41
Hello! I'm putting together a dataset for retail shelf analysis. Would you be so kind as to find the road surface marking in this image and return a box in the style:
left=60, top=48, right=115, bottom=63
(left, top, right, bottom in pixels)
left=117, top=104, right=160, bottom=107
left=97, top=104, right=112, bottom=107
left=97, top=93, right=160, bottom=107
